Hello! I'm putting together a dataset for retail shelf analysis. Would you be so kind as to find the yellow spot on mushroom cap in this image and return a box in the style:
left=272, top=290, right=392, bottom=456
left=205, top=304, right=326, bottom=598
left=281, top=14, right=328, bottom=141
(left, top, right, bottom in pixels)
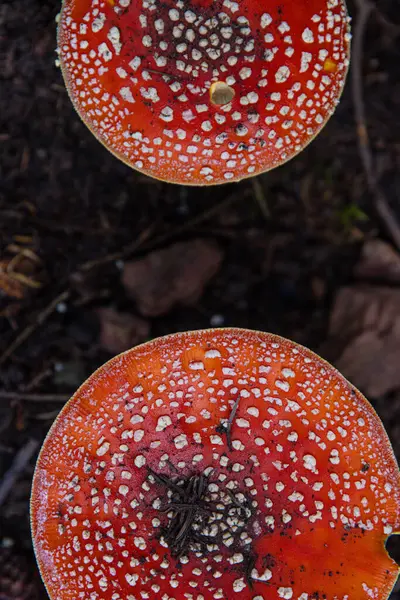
left=209, top=81, right=235, bottom=106
left=323, top=58, right=338, bottom=73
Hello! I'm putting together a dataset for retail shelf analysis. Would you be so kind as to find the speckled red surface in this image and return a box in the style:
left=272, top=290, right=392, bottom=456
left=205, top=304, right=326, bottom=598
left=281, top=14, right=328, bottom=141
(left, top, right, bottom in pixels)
left=31, top=329, right=400, bottom=600
left=57, top=0, right=350, bottom=184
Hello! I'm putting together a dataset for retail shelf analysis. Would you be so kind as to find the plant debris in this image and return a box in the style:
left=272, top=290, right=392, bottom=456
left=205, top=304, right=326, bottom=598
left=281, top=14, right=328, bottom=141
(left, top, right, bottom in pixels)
left=216, top=396, right=240, bottom=451
left=148, top=467, right=255, bottom=565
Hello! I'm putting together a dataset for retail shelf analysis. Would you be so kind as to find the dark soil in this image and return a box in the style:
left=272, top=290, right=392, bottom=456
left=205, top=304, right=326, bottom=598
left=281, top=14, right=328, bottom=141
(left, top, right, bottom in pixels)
left=1, top=0, right=400, bottom=598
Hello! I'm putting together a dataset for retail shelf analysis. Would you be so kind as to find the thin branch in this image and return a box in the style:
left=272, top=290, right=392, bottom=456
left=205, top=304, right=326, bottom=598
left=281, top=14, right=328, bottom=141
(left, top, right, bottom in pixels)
left=34, top=409, right=63, bottom=420
left=216, top=396, right=240, bottom=451
left=225, top=396, right=240, bottom=450
left=0, top=391, right=69, bottom=403
left=138, top=190, right=249, bottom=254
left=81, top=191, right=247, bottom=271
left=251, top=177, right=270, bottom=220
left=351, top=0, right=400, bottom=250
left=0, top=438, right=39, bottom=507
left=79, top=225, right=155, bottom=272
left=0, top=290, right=70, bottom=366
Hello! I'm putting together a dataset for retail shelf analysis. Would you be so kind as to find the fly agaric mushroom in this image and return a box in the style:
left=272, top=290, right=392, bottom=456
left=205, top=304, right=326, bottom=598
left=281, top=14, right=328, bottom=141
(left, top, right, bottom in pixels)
left=57, top=0, right=351, bottom=185
left=31, top=328, right=400, bottom=600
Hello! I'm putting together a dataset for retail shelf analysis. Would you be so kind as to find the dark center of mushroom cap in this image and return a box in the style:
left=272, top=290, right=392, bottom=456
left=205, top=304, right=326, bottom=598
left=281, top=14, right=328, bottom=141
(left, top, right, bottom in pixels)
left=147, top=467, right=262, bottom=573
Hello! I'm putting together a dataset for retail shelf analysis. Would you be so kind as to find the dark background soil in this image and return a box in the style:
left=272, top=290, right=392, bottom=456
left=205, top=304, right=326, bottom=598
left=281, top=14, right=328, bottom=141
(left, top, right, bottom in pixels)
left=1, top=0, right=400, bottom=598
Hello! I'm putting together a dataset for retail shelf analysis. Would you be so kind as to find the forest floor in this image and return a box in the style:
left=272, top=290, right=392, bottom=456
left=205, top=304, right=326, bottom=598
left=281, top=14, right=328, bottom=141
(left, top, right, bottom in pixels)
left=1, top=0, right=400, bottom=598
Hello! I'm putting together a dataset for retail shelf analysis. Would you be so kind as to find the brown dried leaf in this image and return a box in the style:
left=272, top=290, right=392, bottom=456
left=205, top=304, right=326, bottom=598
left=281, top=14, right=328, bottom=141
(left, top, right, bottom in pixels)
left=325, top=285, right=400, bottom=397
left=97, top=307, right=150, bottom=355
left=0, top=266, right=25, bottom=299
left=0, top=251, right=43, bottom=300
left=122, top=239, right=223, bottom=317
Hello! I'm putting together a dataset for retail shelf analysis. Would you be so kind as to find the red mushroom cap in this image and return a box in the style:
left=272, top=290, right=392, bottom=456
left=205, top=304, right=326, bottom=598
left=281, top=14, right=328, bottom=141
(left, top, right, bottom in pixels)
left=31, top=329, right=400, bottom=600
left=57, top=0, right=351, bottom=185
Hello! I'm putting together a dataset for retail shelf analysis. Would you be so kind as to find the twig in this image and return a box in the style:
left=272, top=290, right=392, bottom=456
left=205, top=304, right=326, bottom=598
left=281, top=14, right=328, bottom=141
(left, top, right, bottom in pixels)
left=217, top=396, right=240, bottom=451
left=0, top=290, right=70, bottom=366
left=138, top=190, right=249, bottom=254
left=63, top=192, right=244, bottom=276
left=352, top=0, right=375, bottom=181
left=79, top=226, right=155, bottom=272
left=251, top=177, right=270, bottom=220
left=351, top=0, right=400, bottom=250
left=225, top=396, right=240, bottom=450
left=0, top=391, right=69, bottom=403
left=80, top=191, right=247, bottom=271
left=34, top=409, right=63, bottom=420
left=0, top=438, right=39, bottom=507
